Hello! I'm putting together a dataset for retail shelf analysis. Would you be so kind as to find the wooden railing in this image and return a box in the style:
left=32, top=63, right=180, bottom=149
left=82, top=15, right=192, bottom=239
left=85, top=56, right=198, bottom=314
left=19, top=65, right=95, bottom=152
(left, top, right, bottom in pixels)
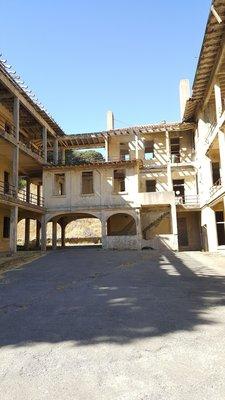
left=0, top=180, right=44, bottom=207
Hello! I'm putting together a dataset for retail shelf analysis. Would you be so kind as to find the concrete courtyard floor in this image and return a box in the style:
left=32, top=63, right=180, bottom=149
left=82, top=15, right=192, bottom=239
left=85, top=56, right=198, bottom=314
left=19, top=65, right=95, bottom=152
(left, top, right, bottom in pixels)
left=0, top=247, right=225, bottom=400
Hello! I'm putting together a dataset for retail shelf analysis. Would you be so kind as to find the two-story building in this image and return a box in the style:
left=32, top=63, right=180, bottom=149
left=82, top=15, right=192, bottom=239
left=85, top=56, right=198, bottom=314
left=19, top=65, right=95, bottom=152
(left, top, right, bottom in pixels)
left=0, top=0, right=224, bottom=254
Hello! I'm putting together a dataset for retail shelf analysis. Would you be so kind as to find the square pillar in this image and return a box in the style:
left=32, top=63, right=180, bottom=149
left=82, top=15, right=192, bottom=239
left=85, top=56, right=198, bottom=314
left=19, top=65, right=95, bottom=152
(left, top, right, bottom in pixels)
left=42, top=127, right=48, bottom=162
left=61, top=148, right=66, bottom=165
left=52, top=220, right=57, bottom=249
left=10, top=206, right=18, bottom=253
left=166, top=130, right=173, bottom=190
left=36, top=220, right=41, bottom=248
left=61, top=224, right=66, bottom=247
left=105, top=137, right=109, bottom=162
left=13, top=97, right=20, bottom=193
left=171, top=203, right=178, bottom=251
left=26, top=178, right=31, bottom=203
left=53, top=138, right=59, bottom=164
left=41, top=216, right=47, bottom=251
left=218, top=130, right=225, bottom=186
left=24, top=218, right=30, bottom=250
left=13, top=97, right=20, bottom=142
left=135, top=134, right=139, bottom=160
left=214, top=81, right=222, bottom=122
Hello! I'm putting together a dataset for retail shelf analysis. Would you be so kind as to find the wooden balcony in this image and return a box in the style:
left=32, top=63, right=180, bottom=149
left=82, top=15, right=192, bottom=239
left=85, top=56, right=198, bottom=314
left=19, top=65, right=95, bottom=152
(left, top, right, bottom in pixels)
left=0, top=180, right=45, bottom=210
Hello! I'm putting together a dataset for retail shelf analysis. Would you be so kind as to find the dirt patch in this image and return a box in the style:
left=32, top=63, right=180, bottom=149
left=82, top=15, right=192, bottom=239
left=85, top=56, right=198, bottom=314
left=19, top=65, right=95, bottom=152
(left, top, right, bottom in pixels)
left=0, top=251, right=45, bottom=278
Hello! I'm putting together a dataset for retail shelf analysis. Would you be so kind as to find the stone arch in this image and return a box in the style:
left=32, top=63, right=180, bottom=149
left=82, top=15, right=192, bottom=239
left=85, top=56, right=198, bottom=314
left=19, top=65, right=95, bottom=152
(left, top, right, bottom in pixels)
left=46, top=212, right=102, bottom=248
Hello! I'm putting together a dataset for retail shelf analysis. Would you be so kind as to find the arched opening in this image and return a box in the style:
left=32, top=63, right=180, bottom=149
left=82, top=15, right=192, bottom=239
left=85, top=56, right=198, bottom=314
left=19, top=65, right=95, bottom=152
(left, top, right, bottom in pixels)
left=47, top=213, right=102, bottom=249
left=107, top=213, right=136, bottom=236
left=17, top=218, right=41, bottom=250
left=46, top=221, right=61, bottom=248
left=65, top=218, right=101, bottom=246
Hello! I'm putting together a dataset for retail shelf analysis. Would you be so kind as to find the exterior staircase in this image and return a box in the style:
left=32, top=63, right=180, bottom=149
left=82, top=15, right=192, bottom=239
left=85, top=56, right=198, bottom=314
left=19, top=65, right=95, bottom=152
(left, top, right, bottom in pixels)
left=143, top=211, right=170, bottom=239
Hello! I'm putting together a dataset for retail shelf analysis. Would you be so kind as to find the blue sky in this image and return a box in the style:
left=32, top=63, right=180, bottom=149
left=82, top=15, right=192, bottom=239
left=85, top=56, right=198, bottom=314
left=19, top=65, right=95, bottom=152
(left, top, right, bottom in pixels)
left=1, top=0, right=210, bottom=134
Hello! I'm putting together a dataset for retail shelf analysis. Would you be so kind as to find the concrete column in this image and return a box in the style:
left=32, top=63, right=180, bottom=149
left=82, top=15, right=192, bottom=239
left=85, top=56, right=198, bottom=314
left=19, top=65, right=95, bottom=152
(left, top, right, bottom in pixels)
left=13, top=97, right=20, bottom=141
left=105, top=136, right=109, bottom=162
left=53, top=138, right=59, bottom=164
left=166, top=130, right=173, bottom=190
left=218, top=130, right=225, bottom=185
left=171, top=203, right=178, bottom=251
left=42, top=127, right=48, bottom=162
left=10, top=206, right=18, bottom=253
left=214, top=81, right=223, bottom=122
left=52, top=220, right=57, bottom=249
left=26, top=178, right=31, bottom=203
left=136, top=209, right=142, bottom=249
left=36, top=220, right=41, bottom=248
left=41, top=216, right=47, bottom=251
left=201, top=207, right=218, bottom=251
left=13, top=97, right=20, bottom=193
left=24, top=218, right=30, bottom=250
left=61, top=148, right=66, bottom=165
left=135, top=133, right=139, bottom=160
left=107, top=111, right=114, bottom=130
left=37, top=184, right=41, bottom=206
left=101, top=217, right=107, bottom=249
left=61, top=224, right=66, bottom=247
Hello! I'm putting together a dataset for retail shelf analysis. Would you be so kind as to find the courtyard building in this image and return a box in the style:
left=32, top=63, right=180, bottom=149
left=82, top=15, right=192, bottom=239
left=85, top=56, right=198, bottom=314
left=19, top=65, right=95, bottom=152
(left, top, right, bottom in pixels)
left=0, top=0, right=225, bottom=253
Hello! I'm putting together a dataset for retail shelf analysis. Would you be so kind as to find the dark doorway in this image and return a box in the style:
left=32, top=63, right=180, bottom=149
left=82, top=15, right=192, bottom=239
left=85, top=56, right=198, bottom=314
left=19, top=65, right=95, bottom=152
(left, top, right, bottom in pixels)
left=173, top=179, right=185, bottom=201
left=215, top=211, right=225, bottom=246
left=177, top=217, right=189, bottom=247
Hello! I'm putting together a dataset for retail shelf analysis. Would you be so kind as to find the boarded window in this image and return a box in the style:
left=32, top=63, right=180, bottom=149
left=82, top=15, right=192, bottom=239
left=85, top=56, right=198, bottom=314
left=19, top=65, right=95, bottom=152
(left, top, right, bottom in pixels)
left=146, top=179, right=156, bottom=192
left=54, top=173, right=65, bottom=195
left=144, top=140, right=154, bottom=160
left=114, top=169, right=125, bottom=192
left=3, top=216, right=10, bottom=238
left=170, top=137, right=180, bottom=162
left=82, top=171, right=94, bottom=194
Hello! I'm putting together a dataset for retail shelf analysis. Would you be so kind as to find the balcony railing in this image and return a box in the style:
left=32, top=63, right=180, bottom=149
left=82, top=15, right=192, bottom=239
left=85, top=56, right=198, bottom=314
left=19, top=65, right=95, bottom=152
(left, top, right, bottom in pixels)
left=175, top=194, right=200, bottom=205
left=0, top=180, right=44, bottom=207
left=209, top=178, right=222, bottom=197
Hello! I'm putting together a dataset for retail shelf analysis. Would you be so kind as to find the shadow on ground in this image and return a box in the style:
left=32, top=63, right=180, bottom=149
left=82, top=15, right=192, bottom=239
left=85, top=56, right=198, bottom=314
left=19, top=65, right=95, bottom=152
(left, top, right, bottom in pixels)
left=0, top=245, right=225, bottom=347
